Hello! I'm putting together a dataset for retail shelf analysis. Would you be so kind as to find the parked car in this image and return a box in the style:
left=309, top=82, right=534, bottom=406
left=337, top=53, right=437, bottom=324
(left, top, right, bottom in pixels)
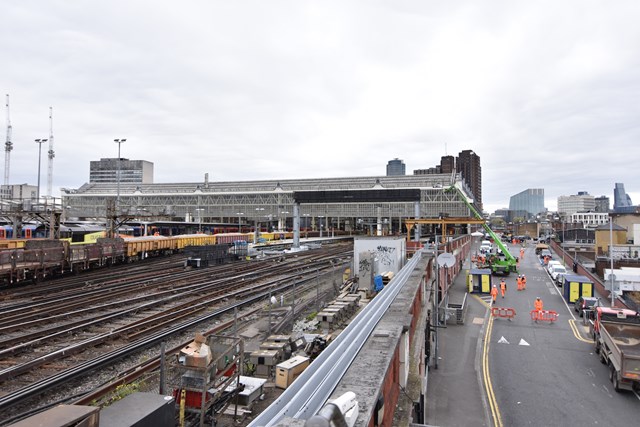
left=574, top=296, right=600, bottom=317
left=547, top=260, right=562, bottom=273
left=540, top=249, right=552, bottom=259
left=549, top=264, right=567, bottom=284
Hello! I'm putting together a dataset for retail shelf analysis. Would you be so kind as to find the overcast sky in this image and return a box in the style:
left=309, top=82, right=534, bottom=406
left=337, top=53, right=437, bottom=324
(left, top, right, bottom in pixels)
left=2, top=0, right=639, bottom=213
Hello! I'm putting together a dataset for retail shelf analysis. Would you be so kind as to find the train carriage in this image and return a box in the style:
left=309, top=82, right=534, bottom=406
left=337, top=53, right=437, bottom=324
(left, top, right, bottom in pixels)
left=0, top=226, right=287, bottom=285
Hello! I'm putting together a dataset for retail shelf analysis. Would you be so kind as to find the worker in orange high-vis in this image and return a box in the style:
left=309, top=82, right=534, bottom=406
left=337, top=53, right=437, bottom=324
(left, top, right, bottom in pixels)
left=534, top=297, right=543, bottom=312
left=517, top=275, right=523, bottom=291
left=520, top=248, right=525, bottom=260
left=521, top=274, right=527, bottom=290
left=500, top=279, right=507, bottom=298
left=490, top=285, right=498, bottom=303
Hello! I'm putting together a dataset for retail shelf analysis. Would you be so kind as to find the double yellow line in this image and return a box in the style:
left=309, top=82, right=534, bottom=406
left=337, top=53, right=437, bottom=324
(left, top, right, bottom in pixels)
left=482, top=311, right=503, bottom=427
left=568, top=319, right=594, bottom=343
left=480, top=304, right=592, bottom=427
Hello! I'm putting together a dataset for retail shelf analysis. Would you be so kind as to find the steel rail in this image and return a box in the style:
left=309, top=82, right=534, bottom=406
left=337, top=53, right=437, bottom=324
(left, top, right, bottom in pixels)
left=0, top=258, right=341, bottom=380
left=0, top=258, right=351, bottom=412
left=248, top=250, right=423, bottom=426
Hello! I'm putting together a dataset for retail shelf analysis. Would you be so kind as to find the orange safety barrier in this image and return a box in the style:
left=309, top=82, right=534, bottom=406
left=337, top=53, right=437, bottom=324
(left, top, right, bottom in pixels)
left=491, top=306, right=516, bottom=320
left=530, top=309, right=558, bottom=323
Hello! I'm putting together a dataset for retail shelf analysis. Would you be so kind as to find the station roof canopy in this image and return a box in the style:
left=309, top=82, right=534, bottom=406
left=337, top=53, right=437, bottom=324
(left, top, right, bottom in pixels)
left=293, top=189, right=421, bottom=204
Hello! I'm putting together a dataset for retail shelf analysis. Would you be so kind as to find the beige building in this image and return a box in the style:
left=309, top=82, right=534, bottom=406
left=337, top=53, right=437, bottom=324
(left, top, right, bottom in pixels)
left=611, top=213, right=640, bottom=244
left=595, top=223, right=627, bottom=256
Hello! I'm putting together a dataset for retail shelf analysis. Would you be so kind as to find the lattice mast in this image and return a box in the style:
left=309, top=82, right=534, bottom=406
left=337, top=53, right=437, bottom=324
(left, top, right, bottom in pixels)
left=47, top=106, right=55, bottom=197
left=4, top=94, right=13, bottom=187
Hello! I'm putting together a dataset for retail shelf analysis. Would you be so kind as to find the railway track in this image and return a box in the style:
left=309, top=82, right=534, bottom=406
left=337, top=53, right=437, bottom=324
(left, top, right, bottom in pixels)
left=0, top=243, right=352, bottom=424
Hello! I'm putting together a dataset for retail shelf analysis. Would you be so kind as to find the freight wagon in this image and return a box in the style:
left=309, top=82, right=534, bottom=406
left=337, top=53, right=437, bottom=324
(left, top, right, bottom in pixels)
left=0, top=232, right=249, bottom=285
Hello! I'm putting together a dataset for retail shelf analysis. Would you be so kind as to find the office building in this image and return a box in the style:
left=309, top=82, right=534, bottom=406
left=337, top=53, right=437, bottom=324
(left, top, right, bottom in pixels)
left=386, top=158, right=406, bottom=176
left=0, top=184, right=38, bottom=200
left=557, top=191, right=596, bottom=216
left=413, top=150, right=482, bottom=210
left=613, top=183, right=636, bottom=213
left=509, top=189, right=544, bottom=217
left=594, top=196, right=610, bottom=213
left=89, top=158, right=154, bottom=184
left=457, top=150, right=482, bottom=210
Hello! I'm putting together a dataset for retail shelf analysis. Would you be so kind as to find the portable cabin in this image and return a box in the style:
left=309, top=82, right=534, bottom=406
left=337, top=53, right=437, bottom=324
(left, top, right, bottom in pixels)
left=468, top=268, right=492, bottom=293
left=562, top=274, right=594, bottom=303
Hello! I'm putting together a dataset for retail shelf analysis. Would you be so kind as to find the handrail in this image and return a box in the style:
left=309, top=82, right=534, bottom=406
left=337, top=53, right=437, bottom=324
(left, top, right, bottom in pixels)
left=248, top=250, right=424, bottom=426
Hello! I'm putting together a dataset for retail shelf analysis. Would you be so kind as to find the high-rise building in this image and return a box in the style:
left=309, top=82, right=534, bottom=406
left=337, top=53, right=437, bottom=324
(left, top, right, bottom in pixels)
left=412, top=150, right=482, bottom=209
left=594, top=196, right=610, bottom=213
left=557, top=191, right=595, bottom=216
left=509, top=189, right=545, bottom=217
left=613, top=183, right=635, bottom=213
left=386, top=158, right=406, bottom=176
left=457, top=150, right=482, bottom=210
left=89, top=158, right=154, bottom=184
left=440, top=156, right=455, bottom=174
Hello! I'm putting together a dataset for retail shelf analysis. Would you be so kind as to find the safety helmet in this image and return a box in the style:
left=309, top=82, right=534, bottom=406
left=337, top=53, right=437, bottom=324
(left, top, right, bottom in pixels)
left=536, top=297, right=540, bottom=300
left=493, top=284, right=497, bottom=287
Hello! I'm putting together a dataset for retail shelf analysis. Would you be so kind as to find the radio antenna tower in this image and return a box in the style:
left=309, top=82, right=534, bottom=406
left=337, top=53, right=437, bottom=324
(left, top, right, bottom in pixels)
left=47, top=106, right=55, bottom=197
left=4, top=94, right=13, bottom=187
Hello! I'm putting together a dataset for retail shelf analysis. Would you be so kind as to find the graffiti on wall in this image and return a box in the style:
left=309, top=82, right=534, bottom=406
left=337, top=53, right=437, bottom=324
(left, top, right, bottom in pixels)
left=375, top=245, right=396, bottom=267
left=359, top=256, right=372, bottom=274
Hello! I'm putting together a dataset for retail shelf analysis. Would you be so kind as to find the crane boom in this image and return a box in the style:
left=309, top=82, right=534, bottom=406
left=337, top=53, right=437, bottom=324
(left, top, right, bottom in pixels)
left=447, top=183, right=518, bottom=275
left=47, top=106, right=55, bottom=198
left=4, top=94, right=13, bottom=188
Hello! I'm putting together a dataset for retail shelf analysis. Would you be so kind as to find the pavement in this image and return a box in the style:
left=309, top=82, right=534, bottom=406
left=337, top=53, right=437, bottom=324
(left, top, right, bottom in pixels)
left=424, top=253, right=491, bottom=427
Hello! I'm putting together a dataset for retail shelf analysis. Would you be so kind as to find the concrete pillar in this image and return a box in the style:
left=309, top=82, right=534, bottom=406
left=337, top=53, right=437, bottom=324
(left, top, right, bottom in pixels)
left=293, top=203, right=300, bottom=248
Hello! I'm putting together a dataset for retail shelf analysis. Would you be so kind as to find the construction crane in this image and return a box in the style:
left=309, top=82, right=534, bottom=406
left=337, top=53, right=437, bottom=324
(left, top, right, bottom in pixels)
left=447, top=182, right=518, bottom=275
left=4, top=94, right=12, bottom=187
left=47, top=106, right=55, bottom=198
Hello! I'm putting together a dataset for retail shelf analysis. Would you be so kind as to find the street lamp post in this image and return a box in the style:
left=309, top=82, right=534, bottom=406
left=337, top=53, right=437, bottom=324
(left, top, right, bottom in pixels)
left=609, top=219, right=615, bottom=306
left=255, top=207, right=264, bottom=243
left=236, top=212, right=244, bottom=232
left=196, top=208, right=204, bottom=233
left=302, top=213, right=310, bottom=238
left=114, top=138, right=126, bottom=212
left=35, top=138, right=48, bottom=201
left=469, top=230, right=484, bottom=271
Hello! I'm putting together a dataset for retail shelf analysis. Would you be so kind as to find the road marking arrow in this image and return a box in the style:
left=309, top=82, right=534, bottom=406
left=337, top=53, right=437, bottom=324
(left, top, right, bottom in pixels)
left=519, top=339, right=530, bottom=346
left=498, top=336, right=510, bottom=344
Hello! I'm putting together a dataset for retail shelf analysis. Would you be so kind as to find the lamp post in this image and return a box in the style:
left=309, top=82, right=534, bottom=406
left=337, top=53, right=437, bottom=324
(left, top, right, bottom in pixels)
left=114, top=138, right=126, bottom=212
left=255, top=207, right=264, bottom=243
left=34, top=138, right=48, bottom=201
left=196, top=208, right=204, bottom=233
left=302, top=213, right=310, bottom=238
left=610, top=218, right=615, bottom=306
left=469, top=230, right=484, bottom=271
left=236, top=212, right=244, bottom=232
left=561, top=218, right=565, bottom=264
